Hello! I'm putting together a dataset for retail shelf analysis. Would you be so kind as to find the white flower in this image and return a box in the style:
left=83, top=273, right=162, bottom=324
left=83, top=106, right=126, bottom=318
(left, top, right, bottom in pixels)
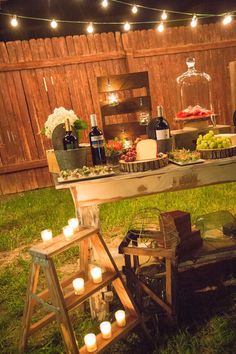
left=44, top=107, right=78, bottom=138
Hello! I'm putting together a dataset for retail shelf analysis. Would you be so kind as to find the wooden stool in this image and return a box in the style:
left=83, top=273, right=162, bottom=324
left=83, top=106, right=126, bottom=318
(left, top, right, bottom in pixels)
left=19, top=228, right=144, bottom=353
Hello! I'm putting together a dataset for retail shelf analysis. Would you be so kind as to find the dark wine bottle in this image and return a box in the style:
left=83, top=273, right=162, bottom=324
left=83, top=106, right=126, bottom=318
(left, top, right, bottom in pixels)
left=89, top=114, right=106, bottom=166
left=147, top=105, right=170, bottom=140
left=63, top=119, right=78, bottom=150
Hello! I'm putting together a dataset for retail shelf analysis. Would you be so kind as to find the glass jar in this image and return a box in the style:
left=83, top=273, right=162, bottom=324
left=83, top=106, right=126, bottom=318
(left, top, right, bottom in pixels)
left=137, top=97, right=150, bottom=125
left=176, top=57, right=214, bottom=116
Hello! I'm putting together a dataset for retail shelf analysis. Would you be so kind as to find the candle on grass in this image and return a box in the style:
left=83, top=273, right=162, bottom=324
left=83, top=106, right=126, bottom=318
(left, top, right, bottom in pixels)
left=100, top=321, right=112, bottom=339
left=41, top=229, right=52, bottom=242
left=68, top=217, right=79, bottom=230
left=63, top=225, right=74, bottom=240
left=72, top=278, right=84, bottom=295
left=84, top=333, right=97, bottom=352
left=90, top=266, right=102, bottom=283
left=115, top=310, right=126, bottom=327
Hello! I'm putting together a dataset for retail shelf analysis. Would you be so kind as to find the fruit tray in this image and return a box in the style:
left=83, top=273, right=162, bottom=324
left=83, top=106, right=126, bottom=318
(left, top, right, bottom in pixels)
left=197, top=145, right=236, bottom=159
left=119, top=154, right=168, bottom=173
left=174, top=115, right=212, bottom=123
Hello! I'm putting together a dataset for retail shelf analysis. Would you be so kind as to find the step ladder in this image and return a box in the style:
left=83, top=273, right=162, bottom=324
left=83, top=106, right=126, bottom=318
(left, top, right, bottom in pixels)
left=19, top=227, right=144, bottom=353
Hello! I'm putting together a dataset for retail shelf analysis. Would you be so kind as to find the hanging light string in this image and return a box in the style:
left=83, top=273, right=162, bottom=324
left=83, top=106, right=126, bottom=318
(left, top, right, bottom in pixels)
left=0, top=1, right=235, bottom=32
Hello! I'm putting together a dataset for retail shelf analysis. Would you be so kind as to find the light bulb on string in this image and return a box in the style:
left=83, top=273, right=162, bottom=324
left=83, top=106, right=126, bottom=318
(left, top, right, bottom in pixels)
left=102, top=0, right=108, bottom=8
left=123, top=22, right=131, bottom=31
left=132, top=5, right=138, bottom=14
left=10, top=15, right=18, bottom=27
left=87, top=22, right=94, bottom=34
left=191, top=15, right=198, bottom=28
left=223, top=13, right=232, bottom=25
left=50, top=19, right=58, bottom=29
left=156, top=22, right=164, bottom=33
left=161, top=10, right=168, bottom=21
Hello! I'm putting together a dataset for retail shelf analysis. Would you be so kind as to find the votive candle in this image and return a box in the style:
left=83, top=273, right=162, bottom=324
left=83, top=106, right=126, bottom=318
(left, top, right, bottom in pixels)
left=72, top=278, right=84, bottom=295
left=63, top=225, right=74, bottom=240
left=100, top=321, right=112, bottom=339
left=84, top=333, right=97, bottom=352
left=115, top=310, right=126, bottom=327
left=41, top=229, right=52, bottom=242
left=68, top=217, right=79, bottom=230
left=90, top=266, right=102, bottom=284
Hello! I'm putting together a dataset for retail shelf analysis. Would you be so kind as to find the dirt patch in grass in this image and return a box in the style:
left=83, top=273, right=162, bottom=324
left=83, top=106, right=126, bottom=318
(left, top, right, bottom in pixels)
left=0, top=246, right=29, bottom=270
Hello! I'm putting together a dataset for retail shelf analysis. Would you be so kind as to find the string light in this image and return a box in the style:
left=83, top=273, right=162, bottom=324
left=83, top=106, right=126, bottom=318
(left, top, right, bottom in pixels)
left=191, top=15, right=198, bottom=28
left=222, top=13, right=232, bottom=25
left=102, top=0, right=109, bottom=8
left=123, top=21, right=131, bottom=31
left=132, top=5, right=138, bottom=14
left=157, top=22, right=164, bottom=32
left=50, top=19, right=58, bottom=29
left=10, top=15, right=18, bottom=27
left=161, top=10, right=168, bottom=21
left=87, top=22, right=94, bottom=33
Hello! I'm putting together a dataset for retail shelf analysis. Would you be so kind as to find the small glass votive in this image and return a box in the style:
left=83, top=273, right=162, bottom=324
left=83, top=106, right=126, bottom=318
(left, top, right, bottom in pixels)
left=84, top=333, right=97, bottom=352
left=68, top=217, right=79, bottom=230
left=72, top=278, right=84, bottom=295
left=90, top=266, right=102, bottom=284
left=63, top=225, right=74, bottom=240
left=115, top=310, right=126, bottom=327
left=41, top=229, right=52, bottom=242
left=100, top=321, right=112, bottom=339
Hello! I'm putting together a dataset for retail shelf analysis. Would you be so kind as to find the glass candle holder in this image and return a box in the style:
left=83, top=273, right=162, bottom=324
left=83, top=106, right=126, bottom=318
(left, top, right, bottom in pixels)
left=115, top=310, right=126, bottom=327
left=68, top=218, right=79, bottom=230
left=90, top=266, right=102, bottom=284
left=84, top=333, right=97, bottom=352
left=41, top=229, right=52, bottom=242
left=72, top=278, right=84, bottom=295
left=100, top=321, right=112, bottom=339
left=63, top=225, right=74, bottom=240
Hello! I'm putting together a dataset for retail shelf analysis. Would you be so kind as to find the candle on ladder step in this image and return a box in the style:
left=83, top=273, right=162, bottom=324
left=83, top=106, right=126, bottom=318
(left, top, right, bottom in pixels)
left=115, top=310, right=126, bottom=327
left=63, top=225, right=74, bottom=240
left=72, top=278, right=84, bottom=295
left=100, top=321, right=112, bottom=339
left=84, top=333, right=97, bottom=352
left=41, top=229, right=52, bottom=242
left=90, top=266, right=102, bottom=283
left=68, top=217, right=79, bottom=230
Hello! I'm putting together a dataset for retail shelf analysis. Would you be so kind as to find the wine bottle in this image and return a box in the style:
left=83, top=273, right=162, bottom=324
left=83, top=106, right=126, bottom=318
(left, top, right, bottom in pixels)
left=63, top=119, right=78, bottom=150
left=147, top=105, right=170, bottom=140
left=89, top=114, right=106, bottom=166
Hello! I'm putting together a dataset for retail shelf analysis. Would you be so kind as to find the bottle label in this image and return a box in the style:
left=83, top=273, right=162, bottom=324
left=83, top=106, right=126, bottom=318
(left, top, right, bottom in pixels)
left=91, top=135, right=104, bottom=148
left=156, top=129, right=170, bottom=140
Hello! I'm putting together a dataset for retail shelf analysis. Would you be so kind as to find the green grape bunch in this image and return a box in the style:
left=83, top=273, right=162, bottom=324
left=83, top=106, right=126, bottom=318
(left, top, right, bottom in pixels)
left=197, top=131, right=232, bottom=150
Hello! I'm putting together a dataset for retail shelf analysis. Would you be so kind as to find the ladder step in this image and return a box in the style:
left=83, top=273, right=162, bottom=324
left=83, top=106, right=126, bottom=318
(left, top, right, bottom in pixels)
left=29, top=271, right=118, bottom=335
left=79, top=315, right=139, bottom=354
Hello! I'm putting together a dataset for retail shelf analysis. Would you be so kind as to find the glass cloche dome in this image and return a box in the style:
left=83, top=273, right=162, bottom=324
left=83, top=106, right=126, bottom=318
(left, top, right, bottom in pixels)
left=176, top=57, right=214, bottom=118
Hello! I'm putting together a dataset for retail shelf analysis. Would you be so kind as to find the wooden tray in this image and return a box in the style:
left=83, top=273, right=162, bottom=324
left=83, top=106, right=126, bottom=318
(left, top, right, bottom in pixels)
left=58, top=172, right=115, bottom=183
left=197, top=145, right=236, bottom=159
left=119, top=154, right=168, bottom=173
left=169, top=158, right=204, bottom=166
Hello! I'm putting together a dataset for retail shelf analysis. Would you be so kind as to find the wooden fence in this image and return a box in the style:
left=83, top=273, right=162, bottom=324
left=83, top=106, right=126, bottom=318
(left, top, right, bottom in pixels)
left=0, top=21, right=236, bottom=195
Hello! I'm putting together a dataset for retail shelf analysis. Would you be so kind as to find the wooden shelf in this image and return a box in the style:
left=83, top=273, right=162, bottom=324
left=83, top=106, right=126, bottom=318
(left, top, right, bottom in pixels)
left=64, top=272, right=118, bottom=311
left=79, top=315, right=139, bottom=354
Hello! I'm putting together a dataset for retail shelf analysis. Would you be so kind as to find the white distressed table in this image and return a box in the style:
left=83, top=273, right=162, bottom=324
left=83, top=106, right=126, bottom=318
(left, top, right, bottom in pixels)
left=56, top=156, right=236, bottom=228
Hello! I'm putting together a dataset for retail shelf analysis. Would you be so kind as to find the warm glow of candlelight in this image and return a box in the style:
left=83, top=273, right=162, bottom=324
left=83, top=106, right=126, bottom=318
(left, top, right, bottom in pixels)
left=84, top=333, right=97, bottom=352
left=100, top=321, right=112, bottom=339
left=63, top=225, right=74, bottom=240
left=72, top=278, right=84, bottom=295
left=115, top=310, right=126, bottom=327
left=68, top=218, right=79, bottom=230
left=90, top=266, right=102, bottom=283
left=41, top=229, right=52, bottom=242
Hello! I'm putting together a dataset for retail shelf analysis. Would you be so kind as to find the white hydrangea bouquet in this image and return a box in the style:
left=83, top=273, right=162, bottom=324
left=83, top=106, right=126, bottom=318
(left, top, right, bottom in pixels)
left=41, top=107, right=87, bottom=143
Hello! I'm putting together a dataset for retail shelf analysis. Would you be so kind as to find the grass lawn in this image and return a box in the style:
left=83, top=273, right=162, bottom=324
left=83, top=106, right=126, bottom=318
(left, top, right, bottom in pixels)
left=0, top=183, right=236, bottom=353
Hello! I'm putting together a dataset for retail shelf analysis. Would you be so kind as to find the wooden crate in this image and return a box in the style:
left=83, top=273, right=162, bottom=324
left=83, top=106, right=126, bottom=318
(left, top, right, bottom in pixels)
left=46, top=149, right=60, bottom=174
